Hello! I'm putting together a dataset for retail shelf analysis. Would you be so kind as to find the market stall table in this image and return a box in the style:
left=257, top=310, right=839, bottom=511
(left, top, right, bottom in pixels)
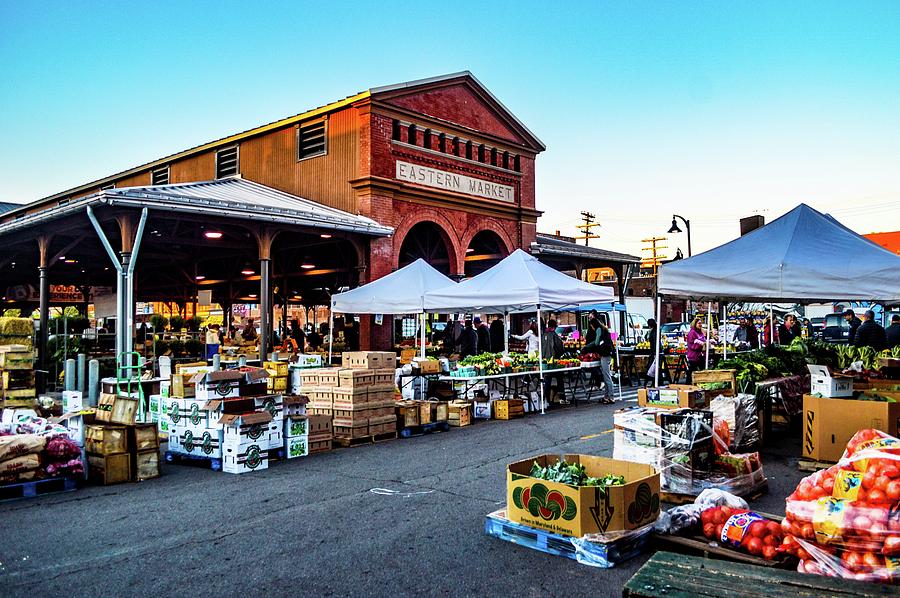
left=439, top=364, right=606, bottom=408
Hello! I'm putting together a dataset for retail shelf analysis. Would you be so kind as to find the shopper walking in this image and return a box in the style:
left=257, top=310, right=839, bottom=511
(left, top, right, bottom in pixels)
left=854, top=310, right=886, bottom=351
left=489, top=314, right=505, bottom=353
left=844, top=309, right=863, bottom=344
left=541, top=318, right=566, bottom=403
left=685, top=317, right=708, bottom=383
left=582, top=319, right=615, bottom=403
left=886, top=315, right=900, bottom=350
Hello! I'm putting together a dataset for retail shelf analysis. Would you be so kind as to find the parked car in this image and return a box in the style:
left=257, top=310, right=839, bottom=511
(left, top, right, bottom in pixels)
left=661, top=321, right=690, bottom=345
left=555, top=324, right=579, bottom=341
left=821, top=313, right=850, bottom=343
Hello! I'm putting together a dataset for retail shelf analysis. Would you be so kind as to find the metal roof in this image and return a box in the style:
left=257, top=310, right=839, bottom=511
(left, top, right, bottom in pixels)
left=0, top=202, right=22, bottom=215
left=531, top=233, right=641, bottom=265
left=0, top=178, right=393, bottom=238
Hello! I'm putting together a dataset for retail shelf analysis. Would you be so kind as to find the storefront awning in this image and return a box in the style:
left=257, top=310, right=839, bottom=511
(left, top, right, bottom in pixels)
left=0, top=178, right=393, bottom=238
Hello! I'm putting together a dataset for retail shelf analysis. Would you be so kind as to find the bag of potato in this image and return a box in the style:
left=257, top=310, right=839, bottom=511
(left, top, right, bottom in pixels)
left=0, top=434, right=46, bottom=461
left=0, top=454, right=41, bottom=475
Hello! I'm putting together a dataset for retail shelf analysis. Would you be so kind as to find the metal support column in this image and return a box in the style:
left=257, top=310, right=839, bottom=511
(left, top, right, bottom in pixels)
left=37, top=266, right=50, bottom=391
left=260, top=257, right=271, bottom=361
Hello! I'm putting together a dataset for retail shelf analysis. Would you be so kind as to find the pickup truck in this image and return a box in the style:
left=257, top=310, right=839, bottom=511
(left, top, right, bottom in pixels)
left=821, top=313, right=850, bottom=343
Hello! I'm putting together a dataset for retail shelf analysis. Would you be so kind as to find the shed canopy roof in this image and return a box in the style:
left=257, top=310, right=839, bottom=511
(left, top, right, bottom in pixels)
left=0, top=178, right=392, bottom=239
left=423, top=249, right=615, bottom=313
left=657, top=203, right=900, bottom=302
left=331, top=259, right=455, bottom=314
left=531, top=234, right=641, bottom=265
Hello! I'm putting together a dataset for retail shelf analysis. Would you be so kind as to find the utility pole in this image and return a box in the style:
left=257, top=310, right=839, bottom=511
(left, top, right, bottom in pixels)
left=574, top=211, right=600, bottom=246
left=641, top=237, right=668, bottom=277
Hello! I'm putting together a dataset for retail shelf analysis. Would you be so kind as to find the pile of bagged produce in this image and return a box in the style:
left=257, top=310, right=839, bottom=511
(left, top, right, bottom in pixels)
left=0, top=415, right=83, bottom=484
left=780, top=428, right=900, bottom=584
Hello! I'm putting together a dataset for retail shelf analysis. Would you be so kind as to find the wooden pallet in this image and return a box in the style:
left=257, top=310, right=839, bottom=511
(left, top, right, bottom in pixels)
left=164, top=450, right=222, bottom=471
left=398, top=420, right=450, bottom=438
left=332, top=431, right=397, bottom=448
left=623, top=551, right=887, bottom=598
left=0, top=477, right=77, bottom=502
left=650, top=512, right=795, bottom=569
left=661, top=481, right=768, bottom=505
left=484, top=509, right=650, bottom=568
left=798, top=458, right=835, bottom=473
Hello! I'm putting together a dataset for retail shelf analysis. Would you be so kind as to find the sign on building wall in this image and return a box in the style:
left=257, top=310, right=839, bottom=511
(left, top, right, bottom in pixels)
left=395, top=160, right=514, bottom=203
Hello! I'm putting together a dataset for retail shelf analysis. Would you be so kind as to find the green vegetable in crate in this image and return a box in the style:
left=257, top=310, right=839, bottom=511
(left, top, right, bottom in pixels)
left=528, top=459, right=625, bottom=488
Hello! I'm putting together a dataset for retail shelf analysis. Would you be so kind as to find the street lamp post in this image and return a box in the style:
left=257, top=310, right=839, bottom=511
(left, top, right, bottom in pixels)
left=668, top=215, right=692, bottom=257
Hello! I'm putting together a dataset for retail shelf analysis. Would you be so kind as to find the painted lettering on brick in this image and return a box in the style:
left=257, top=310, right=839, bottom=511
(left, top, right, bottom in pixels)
left=395, top=160, right=514, bottom=203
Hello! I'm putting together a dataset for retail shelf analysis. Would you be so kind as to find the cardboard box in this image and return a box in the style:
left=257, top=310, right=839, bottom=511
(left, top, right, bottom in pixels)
left=266, top=376, right=288, bottom=393
left=658, top=409, right=715, bottom=473
left=473, top=399, right=493, bottom=419
left=373, top=368, right=395, bottom=386
left=412, top=358, right=441, bottom=374
left=284, top=415, right=308, bottom=438
left=169, top=426, right=223, bottom=459
left=264, top=361, right=289, bottom=377
left=807, top=364, right=853, bottom=398
left=307, top=414, right=332, bottom=440
left=61, top=390, right=83, bottom=413
left=285, top=436, right=308, bottom=458
left=294, top=354, right=323, bottom=368
left=341, top=351, right=395, bottom=370
left=332, top=386, right=367, bottom=409
left=638, top=386, right=707, bottom=410
left=167, top=397, right=217, bottom=431
left=50, top=412, right=85, bottom=446
left=506, top=454, right=660, bottom=537
left=222, top=443, right=269, bottom=474
left=283, top=395, right=308, bottom=417
left=254, top=394, right=284, bottom=420
left=317, top=368, right=340, bottom=387
left=338, top=368, right=374, bottom=388
left=803, top=394, right=900, bottom=462
left=220, top=411, right=280, bottom=451
left=192, top=370, right=243, bottom=401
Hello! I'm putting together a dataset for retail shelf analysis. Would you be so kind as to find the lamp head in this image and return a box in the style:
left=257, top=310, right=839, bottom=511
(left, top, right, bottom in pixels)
left=668, top=217, right=682, bottom=234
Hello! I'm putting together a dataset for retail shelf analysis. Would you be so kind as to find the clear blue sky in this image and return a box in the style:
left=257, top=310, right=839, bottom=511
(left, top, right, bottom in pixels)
left=2, top=1, right=899, bottom=256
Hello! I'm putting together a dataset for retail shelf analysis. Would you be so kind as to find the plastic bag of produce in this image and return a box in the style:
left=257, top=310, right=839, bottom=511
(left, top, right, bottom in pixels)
left=780, top=428, right=900, bottom=584
left=0, top=434, right=46, bottom=461
left=699, top=505, right=785, bottom=560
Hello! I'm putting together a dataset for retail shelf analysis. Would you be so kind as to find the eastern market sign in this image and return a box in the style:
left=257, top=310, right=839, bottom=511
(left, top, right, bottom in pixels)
left=395, top=160, right=515, bottom=203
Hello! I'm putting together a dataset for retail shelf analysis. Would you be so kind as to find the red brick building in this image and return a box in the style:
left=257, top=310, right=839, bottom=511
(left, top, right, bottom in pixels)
left=0, top=72, right=546, bottom=350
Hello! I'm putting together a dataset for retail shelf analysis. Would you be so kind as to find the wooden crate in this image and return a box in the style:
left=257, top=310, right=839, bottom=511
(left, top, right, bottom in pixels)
left=85, top=424, right=128, bottom=455
left=170, top=373, right=196, bottom=398
left=433, top=401, right=448, bottom=422
left=692, top=369, right=737, bottom=397
left=0, top=346, right=33, bottom=370
left=87, top=453, right=131, bottom=485
left=448, top=403, right=472, bottom=427
left=396, top=402, right=419, bottom=427
left=263, top=361, right=289, bottom=376
left=1, top=398, right=35, bottom=409
left=110, top=396, right=139, bottom=425
left=266, top=376, right=288, bottom=393
left=128, top=424, right=160, bottom=453
left=0, top=387, right=35, bottom=400
left=132, top=450, right=160, bottom=481
left=418, top=400, right=432, bottom=425
left=494, top=399, right=525, bottom=420
left=95, top=393, right=116, bottom=422
left=2, top=370, right=35, bottom=390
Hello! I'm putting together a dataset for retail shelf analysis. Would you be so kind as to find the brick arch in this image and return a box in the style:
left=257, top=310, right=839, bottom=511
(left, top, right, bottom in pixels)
left=392, top=210, right=462, bottom=275
left=460, top=219, right=516, bottom=257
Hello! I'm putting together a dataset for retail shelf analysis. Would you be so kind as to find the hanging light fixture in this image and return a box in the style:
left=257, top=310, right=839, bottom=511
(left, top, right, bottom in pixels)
left=319, top=233, right=332, bottom=239
left=667, top=218, right=682, bottom=234
left=204, top=231, right=223, bottom=239
left=300, top=256, right=315, bottom=270
left=240, top=264, right=255, bottom=276
left=195, top=275, right=205, bottom=280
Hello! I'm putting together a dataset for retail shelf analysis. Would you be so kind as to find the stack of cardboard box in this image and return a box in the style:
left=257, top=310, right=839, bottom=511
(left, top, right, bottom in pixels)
left=264, top=361, right=289, bottom=393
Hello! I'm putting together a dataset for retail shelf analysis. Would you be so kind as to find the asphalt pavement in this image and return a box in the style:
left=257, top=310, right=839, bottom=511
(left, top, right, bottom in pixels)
left=0, top=396, right=805, bottom=598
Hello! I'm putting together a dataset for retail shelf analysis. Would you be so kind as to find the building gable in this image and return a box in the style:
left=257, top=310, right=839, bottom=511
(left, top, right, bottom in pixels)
left=372, top=73, right=544, bottom=151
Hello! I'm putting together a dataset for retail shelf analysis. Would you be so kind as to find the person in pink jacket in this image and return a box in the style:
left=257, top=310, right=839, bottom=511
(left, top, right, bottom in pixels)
left=685, top=317, right=708, bottom=383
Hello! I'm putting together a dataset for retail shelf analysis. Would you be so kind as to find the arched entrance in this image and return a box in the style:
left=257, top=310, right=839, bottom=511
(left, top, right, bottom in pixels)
left=397, top=221, right=452, bottom=275
left=464, top=229, right=509, bottom=277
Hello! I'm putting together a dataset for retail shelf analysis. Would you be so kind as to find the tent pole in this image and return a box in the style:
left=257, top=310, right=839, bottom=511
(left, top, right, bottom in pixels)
left=705, top=302, right=711, bottom=369
left=504, top=311, right=509, bottom=355
left=615, top=334, right=622, bottom=400
left=327, top=308, right=334, bottom=365
left=654, top=295, right=661, bottom=387
left=769, top=304, right=774, bottom=346
left=420, top=312, right=426, bottom=359
left=537, top=307, right=545, bottom=415
left=722, top=303, right=727, bottom=360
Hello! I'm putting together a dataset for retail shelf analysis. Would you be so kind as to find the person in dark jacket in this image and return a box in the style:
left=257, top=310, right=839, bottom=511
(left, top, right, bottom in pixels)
left=489, top=315, right=505, bottom=353
left=541, top=318, right=566, bottom=402
left=459, top=319, right=478, bottom=359
left=855, top=310, right=886, bottom=351
left=778, top=314, right=800, bottom=345
left=886, top=315, right=900, bottom=349
left=844, top=309, right=862, bottom=344
left=474, top=317, right=490, bottom=354
left=582, top=320, right=615, bottom=403
left=290, top=319, right=306, bottom=351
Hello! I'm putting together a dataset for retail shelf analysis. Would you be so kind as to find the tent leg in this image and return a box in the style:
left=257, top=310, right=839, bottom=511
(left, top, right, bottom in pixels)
left=503, top=311, right=509, bottom=356
left=722, top=303, right=728, bottom=360
left=705, top=302, right=712, bottom=369
left=537, top=308, right=544, bottom=415
left=654, top=295, right=662, bottom=387
left=615, top=341, right=622, bottom=400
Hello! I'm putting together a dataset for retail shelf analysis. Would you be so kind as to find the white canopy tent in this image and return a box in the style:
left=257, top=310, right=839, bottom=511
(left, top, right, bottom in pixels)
left=328, top=259, right=456, bottom=362
left=653, top=203, right=900, bottom=385
left=424, top=249, right=616, bottom=413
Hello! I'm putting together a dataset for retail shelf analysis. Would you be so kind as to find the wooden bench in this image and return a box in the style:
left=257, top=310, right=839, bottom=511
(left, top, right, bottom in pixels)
left=623, top=551, right=896, bottom=597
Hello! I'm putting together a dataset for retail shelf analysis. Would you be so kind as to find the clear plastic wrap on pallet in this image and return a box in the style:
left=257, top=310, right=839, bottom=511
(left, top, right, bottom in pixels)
left=612, top=406, right=767, bottom=497
left=654, top=489, right=751, bottom=536
left=572, top=519, right=658, bottom=568
left=710, top=393, right=759, bottom=449
left=780, top=428, right=900, bottom=584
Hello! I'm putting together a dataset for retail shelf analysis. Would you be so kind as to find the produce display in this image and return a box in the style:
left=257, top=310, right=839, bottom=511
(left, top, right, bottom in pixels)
left=0, top=415, right=84, bottom=484
left=781, top=428, right=900, bottom=583
left=457, top=352, right=581, bottom=375
left=528, top=459, right=626, bottom=488
left=835, top=345, right=900, bottom=373
left=716, top=339, right=835, bottom=393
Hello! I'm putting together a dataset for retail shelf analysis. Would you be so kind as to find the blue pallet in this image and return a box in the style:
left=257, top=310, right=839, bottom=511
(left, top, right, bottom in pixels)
left=483, top=509, right=650, bottom=568
left=0, top=477, right=77, bottom=502
left=165, top=450, right=222, bottom=471
left=399, top=421, right=450, bottom=438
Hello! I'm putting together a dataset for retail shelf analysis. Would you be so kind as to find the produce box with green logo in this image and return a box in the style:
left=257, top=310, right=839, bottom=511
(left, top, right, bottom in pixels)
left=168, top=425, right=223, bottom=459
left=168, top=397, right=220, bottom=433
left=220, top=411, right=277, bottom=451
left=284, top=415, right=308, bottom=438
left=191, top=370, right=243, bottom=401
left=285, top=436, right=308, bottom=459
left=222, top=443, right=269, bottom=474
left=506, top=454, right=660, bottom=537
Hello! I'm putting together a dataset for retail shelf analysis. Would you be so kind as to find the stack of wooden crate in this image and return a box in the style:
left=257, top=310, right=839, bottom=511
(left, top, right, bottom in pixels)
left=85, top=421, right=160, bottom=485
left=448, top=400, right=472, bottom=427
left=0, top=344, right=35, bottom=410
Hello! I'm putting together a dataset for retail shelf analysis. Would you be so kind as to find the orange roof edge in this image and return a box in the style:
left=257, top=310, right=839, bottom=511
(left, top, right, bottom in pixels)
left=865, top=231, right=900, bottom=255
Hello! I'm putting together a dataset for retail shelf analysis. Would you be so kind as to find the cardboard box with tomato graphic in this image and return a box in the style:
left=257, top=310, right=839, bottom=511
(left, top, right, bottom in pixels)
left=506, top=454, right=660, bottom=537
